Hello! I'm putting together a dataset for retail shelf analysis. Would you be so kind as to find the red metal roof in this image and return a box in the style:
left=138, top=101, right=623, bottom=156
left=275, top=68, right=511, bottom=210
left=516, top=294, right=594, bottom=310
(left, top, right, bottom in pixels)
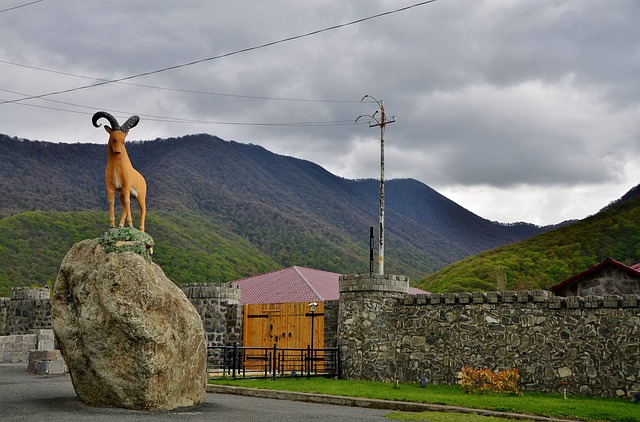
left=232, top=266, right=427, bottom=304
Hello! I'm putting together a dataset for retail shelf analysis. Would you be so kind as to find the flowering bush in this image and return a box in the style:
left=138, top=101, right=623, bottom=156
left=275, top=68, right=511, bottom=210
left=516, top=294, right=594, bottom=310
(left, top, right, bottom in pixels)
left=459, top=366, right=522, bottom=396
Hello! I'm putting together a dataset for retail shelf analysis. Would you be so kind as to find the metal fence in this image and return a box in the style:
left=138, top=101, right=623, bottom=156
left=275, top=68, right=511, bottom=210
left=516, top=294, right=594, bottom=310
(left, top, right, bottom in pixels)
left=208, top=343, right=340, bottom=379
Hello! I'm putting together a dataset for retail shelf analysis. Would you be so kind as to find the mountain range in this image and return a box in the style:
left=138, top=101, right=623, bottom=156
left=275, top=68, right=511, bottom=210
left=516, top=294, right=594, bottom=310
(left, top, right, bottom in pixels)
left=0, top=132, right=554, bottom=296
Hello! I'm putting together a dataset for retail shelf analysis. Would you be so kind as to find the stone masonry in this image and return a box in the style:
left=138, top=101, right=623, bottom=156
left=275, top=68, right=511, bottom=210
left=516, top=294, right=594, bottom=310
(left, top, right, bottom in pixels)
left=0, top=287, right=52, bottom=336
left=4, top=280, right=639, bottom=399
left=338, top=274, right=640, bottom=398
left=25, top=329, right=67, bottom=375
left=2, top=285, right=243, bottom=348
left=560, top=265, right=640, bottom=296
left=1, top=333, right=37, bottom=363
left=323, top=299, right=339, bottom=348
left=1, top=327, right=65, bottom=375
left=181, top=283, right=243, bottom=349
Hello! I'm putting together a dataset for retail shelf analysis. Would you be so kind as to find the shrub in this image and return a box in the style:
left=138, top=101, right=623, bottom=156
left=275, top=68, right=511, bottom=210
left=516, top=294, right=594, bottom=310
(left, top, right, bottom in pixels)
left=459, top=367, right=522, bottom=396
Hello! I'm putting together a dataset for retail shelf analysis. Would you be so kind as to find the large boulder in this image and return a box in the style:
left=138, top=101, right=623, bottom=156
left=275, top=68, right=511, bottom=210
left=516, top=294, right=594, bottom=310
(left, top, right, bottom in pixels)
left=52, top=230, right=206, bottom=410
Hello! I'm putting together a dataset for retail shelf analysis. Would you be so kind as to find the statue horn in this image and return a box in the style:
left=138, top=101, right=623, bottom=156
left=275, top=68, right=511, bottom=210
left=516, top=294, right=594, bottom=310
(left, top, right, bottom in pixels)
left=92, top=111, right=121, bottom=131
left=120, top=116, right=140, bottom=133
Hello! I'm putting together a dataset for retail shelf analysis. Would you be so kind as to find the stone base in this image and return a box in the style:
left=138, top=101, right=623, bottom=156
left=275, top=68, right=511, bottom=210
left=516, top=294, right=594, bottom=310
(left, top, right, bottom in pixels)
left=27, top=349, right=67, bottom=375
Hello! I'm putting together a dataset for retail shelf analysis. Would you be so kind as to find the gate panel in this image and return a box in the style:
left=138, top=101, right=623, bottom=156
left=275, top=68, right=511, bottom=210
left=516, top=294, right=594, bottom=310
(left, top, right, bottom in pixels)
left=243, top=302, right=324, bottom=349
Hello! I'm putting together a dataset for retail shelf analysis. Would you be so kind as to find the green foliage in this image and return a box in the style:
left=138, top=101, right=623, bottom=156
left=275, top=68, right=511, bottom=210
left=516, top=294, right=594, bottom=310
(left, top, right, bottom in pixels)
left=419, top=197, right=640, bottom=292
left=0, top=211, right=105, bottom=297
left=4, top=133, right=635, bottom=296
left=0, top=210, right=279, bottom=296
left=0, top=133, right=546, bottom=295
left=146, top=210, right=280, bottom=284
left=99, top=227, right=155, bottom=261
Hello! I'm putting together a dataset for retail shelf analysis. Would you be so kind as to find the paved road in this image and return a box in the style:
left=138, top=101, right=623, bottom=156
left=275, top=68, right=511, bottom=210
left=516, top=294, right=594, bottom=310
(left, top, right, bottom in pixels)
left=0, top=364, right=389, bottom=421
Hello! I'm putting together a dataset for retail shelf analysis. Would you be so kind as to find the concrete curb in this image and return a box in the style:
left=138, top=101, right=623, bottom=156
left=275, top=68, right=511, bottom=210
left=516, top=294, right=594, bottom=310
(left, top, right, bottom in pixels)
left=206, top=384, right=576, bottom=422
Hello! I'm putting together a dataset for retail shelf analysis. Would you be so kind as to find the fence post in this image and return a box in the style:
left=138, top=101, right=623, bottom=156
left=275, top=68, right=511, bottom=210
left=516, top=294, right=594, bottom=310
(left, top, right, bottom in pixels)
left=337, top=347, right=341, bottom=379
left=272, top=343, right=277, bottom=380
left=307, top=344, right=311, bottom=379
left=232, top=342, right=237, bottom=379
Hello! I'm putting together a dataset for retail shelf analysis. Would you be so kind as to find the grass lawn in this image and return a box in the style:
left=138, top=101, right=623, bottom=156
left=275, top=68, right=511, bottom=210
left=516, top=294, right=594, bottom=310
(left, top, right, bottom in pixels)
left=209, top=377, right=640, bottom=422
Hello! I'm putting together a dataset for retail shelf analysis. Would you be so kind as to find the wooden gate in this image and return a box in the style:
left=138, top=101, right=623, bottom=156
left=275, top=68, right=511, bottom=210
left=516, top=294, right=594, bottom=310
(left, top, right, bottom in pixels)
left=243, top=302, right=324, bottom=349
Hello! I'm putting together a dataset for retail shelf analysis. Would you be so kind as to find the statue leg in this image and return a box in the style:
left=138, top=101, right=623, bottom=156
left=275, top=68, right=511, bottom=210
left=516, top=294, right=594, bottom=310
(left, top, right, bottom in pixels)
left=108, top=189, right=116, bottom=228
left=118, top=190, right=132, bottom=228
left=138, top=192, right=146, bottom=233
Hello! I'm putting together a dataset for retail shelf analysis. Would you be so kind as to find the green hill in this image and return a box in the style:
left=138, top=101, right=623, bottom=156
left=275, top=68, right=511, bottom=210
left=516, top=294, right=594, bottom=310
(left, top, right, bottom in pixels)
left=418, top=194, right=640, bottom=293
left=0, top=133, right=550, bottom=297
left=0, top=210, right=279, bottom=296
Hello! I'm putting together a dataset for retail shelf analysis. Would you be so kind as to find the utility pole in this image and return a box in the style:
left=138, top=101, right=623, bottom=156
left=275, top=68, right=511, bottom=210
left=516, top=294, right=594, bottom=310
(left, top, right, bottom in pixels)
left=356, top=95, right=395, bottom=275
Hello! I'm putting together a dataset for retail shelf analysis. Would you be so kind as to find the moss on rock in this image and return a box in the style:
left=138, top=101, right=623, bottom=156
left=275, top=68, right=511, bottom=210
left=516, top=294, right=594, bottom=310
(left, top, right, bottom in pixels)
left=99, top=227, right=155, bottom=262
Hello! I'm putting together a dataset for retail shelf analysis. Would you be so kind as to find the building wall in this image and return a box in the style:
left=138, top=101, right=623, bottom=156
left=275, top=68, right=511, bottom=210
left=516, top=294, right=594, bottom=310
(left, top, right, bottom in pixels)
left=338, top=274, right=640, bottom=398
left=561, top=266, right=640, bottom=296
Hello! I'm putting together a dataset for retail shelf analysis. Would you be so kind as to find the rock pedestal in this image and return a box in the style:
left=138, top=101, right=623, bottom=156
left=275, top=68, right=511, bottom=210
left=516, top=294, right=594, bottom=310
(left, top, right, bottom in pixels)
left=52, top=231, right=206, bottom=410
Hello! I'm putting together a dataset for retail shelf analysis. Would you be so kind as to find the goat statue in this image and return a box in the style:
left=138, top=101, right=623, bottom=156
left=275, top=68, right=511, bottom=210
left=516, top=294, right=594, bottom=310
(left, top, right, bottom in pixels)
left=92, top=111, right=147, bottom=232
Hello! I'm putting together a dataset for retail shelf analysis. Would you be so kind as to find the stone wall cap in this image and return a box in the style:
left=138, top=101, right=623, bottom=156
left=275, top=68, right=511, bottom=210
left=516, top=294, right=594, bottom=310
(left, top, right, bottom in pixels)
left=339, top=274, right=409, bottom=293
left=380, top=291, right=640, bottom=309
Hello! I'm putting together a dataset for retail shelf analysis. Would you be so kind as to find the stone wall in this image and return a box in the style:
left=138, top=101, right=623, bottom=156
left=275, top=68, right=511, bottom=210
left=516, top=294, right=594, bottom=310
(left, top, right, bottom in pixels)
left=338, top=274, right=409, bottom=381
left=1, top=333, right=37, bottom=363
left=323, top=300, right=339, bottom=348
left=0, top=297, right=7, bottom=335
left=338, top=274, right=640, bottom=398
left=6, top=279, right=639, bottom=399
left=1, top=287, right=52, bottom=336
left=1, top=328, right=66, bottom=372
left=561, top=266, right=640, bottom=296
left=1, top=284, right=244, bottom=348
left=181, top=283, right=243, bottom=348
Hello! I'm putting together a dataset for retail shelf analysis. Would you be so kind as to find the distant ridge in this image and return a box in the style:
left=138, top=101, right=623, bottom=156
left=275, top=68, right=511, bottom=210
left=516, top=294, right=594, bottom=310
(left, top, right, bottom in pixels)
left=0, top=133, right=549, bottom=295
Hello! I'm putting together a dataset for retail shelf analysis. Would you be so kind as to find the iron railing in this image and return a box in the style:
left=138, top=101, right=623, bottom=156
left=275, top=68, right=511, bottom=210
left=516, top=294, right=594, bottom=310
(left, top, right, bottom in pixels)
left=207, top=343, right=340, bottom=379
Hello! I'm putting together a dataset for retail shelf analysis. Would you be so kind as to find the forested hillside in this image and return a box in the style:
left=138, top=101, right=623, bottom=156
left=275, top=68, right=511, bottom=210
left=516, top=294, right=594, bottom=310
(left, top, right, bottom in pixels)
left=0, top=133, right=547, bottom=296
left=419, top=193, right=640, bottom=293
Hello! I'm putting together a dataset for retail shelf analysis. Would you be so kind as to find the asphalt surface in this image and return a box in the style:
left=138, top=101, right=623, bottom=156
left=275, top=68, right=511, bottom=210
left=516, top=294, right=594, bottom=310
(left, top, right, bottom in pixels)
left=0, top=364, right=389, bottom=421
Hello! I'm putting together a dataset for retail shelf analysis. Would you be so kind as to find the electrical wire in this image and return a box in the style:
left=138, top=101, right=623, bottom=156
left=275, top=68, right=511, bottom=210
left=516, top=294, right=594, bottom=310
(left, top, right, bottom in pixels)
left=1, top=89, right=371, bottom=127
left=1, top=0, right=438, bottom=105
left=0, top=59, right=362, bottom=103
left=0, top=0, right=43, bottom=14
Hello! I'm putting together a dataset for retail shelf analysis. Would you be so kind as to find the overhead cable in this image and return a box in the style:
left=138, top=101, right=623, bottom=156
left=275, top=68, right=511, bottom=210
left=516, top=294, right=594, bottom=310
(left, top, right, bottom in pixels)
left=0, top=0, right=44, bottom=14
left=1, top=0, right=438, bottom=105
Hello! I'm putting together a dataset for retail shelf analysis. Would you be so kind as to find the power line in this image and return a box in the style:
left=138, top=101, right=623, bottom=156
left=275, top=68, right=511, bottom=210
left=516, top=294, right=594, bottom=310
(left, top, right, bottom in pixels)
left=0, top=0, right=44, bottom=14
left=1, top=0, right=438, bottom=105
left=1, top=90, right=370, bottom=128
left=0, top=59, right=362, bottom=103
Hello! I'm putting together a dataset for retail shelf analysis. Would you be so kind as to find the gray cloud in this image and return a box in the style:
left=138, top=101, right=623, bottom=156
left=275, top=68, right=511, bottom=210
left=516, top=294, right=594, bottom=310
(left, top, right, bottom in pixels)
left=2, top=0, right=640, bottom=225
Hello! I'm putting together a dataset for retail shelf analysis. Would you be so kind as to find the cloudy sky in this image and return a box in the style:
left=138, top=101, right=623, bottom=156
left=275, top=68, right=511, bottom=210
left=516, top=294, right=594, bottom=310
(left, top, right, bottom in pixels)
left=2, top=0, right=640, bottom=226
